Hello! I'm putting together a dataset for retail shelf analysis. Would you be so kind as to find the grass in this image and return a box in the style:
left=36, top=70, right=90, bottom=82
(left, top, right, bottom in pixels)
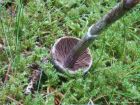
left=0, top=0, right=140, bottom=104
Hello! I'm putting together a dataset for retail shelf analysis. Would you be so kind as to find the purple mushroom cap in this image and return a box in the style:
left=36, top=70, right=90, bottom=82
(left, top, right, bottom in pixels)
left=51, top=36, right=92, bottom=74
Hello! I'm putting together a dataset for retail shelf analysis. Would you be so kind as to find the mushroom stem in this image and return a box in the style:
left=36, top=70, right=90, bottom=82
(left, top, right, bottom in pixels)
left=64, top=0, right=140, bottom=69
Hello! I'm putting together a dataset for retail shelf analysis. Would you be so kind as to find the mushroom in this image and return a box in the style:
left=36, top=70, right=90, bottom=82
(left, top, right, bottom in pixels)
left=51, top=0, right=140, bottom=74
left=51, top=36, right=92, bottom=74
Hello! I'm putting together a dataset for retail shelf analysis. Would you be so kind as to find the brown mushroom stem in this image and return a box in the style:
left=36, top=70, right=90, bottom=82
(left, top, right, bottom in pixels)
left=64, top=0, right=140, bottom=68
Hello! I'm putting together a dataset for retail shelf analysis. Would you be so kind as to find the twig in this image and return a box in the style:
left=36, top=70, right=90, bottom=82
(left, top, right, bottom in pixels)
left=7, top=96, right=23, bottom=105
left=103, top=97, right=110, bottom=105
left=88, top=99, right=95, bottom=105
left=4, top=63, right=12, bottom=83
left=93, top=95, right=107, bottom=102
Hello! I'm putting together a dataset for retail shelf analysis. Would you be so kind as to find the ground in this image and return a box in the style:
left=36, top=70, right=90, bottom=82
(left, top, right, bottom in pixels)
left=0, top=0, right=140, bottom=105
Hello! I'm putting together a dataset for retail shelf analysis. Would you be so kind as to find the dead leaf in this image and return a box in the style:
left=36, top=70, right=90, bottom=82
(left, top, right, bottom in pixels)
left=0, top=38, right=4, bottom=52
left=24, top=63, right=42, bottom=95
left=47, top=86, right=64, bottom=105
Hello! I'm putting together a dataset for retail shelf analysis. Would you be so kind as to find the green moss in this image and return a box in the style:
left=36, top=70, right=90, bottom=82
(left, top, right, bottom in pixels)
left=0, top=0, right=140, bottom=104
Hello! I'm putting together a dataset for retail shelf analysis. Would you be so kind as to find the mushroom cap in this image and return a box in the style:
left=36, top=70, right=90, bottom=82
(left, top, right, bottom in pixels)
left=51, top=36, right=92, bottom=74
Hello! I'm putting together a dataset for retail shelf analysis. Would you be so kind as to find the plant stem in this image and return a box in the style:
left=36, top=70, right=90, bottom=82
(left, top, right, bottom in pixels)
left=64, top=0, right=140, bottom=69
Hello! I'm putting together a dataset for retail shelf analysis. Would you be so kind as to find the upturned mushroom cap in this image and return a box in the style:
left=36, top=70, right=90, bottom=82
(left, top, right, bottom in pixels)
left=51, top=36, right=92, bottom=74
